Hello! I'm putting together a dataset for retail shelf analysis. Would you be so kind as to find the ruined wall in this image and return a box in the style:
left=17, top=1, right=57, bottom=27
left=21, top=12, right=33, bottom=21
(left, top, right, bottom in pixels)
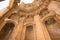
left=0, top=0, right=60, bottom=40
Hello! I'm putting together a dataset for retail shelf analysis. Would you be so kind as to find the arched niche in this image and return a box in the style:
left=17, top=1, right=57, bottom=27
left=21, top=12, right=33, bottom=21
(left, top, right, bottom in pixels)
left=43, top=16, right=60, bottom=40
left=44, top=17, right=56, bottom=26
left=0, top=21, right=15, bottom=40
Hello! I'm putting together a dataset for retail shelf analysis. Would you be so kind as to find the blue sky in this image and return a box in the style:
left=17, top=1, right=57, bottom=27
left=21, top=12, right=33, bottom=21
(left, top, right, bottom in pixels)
left=0, top=0, right=9, bottom=10
left=20, top=0, right=34, bottom=4
left=0, top=0, right=34, bottom=10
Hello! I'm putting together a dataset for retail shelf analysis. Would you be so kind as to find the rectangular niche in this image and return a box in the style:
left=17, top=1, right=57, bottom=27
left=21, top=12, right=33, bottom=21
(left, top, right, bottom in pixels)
left=25, top=25, right=35, bottom=40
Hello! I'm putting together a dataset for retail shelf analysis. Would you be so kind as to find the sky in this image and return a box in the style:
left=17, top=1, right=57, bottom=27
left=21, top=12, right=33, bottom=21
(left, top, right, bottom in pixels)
left=0, top=0, right=9, bottom=10
left=21, top=0, right=34, bottom=4
left=0, top=0, right=33, bottom=10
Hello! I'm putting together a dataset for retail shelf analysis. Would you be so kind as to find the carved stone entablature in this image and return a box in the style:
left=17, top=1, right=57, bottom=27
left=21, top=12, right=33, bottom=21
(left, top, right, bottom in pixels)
left=19, top=0, right=50, bottom=13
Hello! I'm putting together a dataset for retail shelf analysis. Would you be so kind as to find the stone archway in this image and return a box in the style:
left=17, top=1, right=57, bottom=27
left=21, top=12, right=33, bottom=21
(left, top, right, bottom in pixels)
left=0, top=22, right=15, bottom=40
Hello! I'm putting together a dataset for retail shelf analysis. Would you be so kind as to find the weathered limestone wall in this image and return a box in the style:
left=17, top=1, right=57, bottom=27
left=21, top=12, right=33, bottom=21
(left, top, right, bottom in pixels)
left=0, top=0, right=60, bottom=40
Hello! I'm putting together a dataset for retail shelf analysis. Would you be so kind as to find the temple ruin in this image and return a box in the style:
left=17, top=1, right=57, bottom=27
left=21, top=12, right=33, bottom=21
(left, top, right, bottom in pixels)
left=0, top=0, right=60, bottom=40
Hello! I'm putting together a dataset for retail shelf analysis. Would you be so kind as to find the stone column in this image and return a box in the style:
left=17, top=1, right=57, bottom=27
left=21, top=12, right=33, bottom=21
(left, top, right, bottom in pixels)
left=15, top=18, right=25, bottom=40
left=34, top=15, right=51, bottom=40
left=20, top=25, right=26, bottom=40
left=8, top=17, right=25, bottom=40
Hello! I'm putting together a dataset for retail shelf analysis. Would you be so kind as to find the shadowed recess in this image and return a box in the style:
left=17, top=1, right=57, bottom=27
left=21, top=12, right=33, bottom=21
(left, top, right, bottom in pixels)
left=0, top=0, right=4, bottom=2
left=0, top=22, right=15, bottom=40
left=25, top=25, right=35, bottom=40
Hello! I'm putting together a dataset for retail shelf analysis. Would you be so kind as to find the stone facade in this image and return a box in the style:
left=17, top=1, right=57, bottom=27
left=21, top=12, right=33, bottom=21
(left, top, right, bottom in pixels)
left=0, top=0, right=60, bottom=40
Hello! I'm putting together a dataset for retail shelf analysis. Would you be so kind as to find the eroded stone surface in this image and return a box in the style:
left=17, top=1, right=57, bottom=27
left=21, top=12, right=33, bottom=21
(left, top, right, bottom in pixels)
left=0, top=0, right=60, bottom=40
